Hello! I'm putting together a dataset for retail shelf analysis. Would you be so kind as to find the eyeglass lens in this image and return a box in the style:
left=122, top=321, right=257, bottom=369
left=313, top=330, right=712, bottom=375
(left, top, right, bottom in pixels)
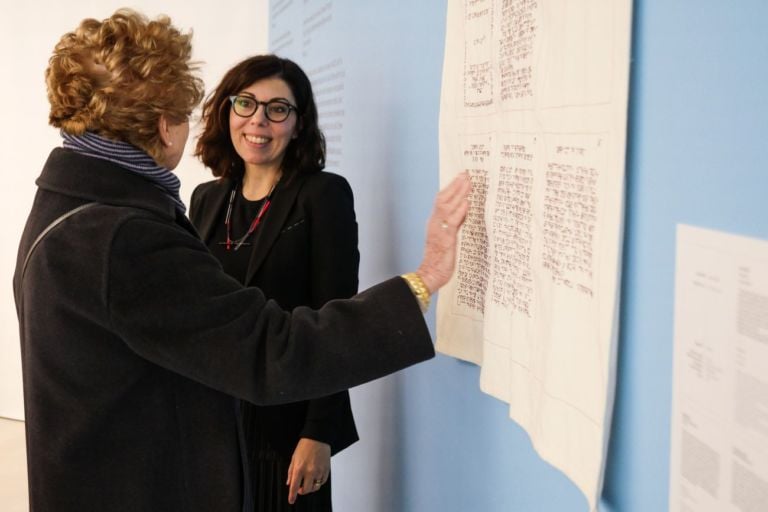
left=230, top=96, right=293, bottom=122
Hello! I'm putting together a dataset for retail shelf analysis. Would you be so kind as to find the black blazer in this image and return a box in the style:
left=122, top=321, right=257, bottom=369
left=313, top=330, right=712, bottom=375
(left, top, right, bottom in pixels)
left=190, top=171, right=359, bottom=455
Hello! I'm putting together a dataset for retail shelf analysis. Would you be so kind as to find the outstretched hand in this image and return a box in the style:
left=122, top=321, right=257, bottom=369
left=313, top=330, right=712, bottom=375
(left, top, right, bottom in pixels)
left=416, top=172, right=472, bottom=293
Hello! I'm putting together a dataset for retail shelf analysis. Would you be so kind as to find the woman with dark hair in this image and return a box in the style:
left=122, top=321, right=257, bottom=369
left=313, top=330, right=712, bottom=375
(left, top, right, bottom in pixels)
left=190, top=55, right=356, bottom=511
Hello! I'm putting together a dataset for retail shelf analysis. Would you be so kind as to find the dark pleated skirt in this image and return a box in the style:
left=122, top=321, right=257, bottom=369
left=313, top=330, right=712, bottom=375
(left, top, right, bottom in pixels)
left=244, top=403, right=332, bottom=512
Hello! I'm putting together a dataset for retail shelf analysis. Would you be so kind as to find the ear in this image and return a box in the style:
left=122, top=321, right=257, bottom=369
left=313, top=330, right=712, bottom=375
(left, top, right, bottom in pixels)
left=158, top=114, right=173, bottom=147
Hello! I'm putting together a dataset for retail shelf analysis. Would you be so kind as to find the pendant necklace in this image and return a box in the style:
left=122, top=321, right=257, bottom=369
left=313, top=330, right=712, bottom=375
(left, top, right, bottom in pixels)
left=220, top=177, right=280, bottom=251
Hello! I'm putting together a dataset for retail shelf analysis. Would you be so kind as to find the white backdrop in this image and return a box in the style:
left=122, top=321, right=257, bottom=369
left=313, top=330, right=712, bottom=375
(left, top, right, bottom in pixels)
left=0, top=0, right=268, bottom=420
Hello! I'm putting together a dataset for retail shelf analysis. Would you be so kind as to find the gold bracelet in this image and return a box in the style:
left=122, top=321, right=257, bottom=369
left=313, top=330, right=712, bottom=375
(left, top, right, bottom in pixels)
left=401, top=272, right=431, bottom=313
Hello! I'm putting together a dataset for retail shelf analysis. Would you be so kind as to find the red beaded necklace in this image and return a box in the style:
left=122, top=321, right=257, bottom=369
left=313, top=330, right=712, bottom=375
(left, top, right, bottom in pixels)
left=221, top=178, right=280, bottom=251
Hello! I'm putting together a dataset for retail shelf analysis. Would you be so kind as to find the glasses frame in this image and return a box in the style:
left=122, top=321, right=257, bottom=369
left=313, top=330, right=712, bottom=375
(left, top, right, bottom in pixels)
left=228, top=95, right=297, bottom=123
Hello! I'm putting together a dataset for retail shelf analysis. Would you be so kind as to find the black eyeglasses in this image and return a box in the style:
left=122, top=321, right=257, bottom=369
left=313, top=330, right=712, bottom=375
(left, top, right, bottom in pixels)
left=228, top=95, right=297, bottom=123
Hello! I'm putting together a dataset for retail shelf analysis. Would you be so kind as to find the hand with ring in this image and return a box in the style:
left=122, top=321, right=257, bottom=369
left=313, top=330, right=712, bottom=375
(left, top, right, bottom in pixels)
left=286, top=438, right=331, bottom=504
left=415, top=172, right=471, bottom=293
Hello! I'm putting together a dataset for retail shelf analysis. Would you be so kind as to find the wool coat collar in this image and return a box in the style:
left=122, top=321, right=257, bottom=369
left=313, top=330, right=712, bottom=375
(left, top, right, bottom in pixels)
left=37, top=148, right=179, bottom=222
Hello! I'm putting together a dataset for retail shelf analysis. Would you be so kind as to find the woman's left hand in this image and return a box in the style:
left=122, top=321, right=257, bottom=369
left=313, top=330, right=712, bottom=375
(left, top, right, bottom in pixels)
left=286, top=438, right=331, bottom=504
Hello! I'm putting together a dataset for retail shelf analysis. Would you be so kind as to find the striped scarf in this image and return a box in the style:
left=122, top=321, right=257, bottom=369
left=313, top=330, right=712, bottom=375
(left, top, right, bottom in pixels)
left=62, top=131, right=186, bottom=214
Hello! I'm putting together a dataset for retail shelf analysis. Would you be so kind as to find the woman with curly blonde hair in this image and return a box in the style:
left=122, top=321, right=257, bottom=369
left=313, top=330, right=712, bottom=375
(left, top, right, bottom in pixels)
left=14, top=8, right=471, bottom=512
left=47, top=9, right=202, bottom=169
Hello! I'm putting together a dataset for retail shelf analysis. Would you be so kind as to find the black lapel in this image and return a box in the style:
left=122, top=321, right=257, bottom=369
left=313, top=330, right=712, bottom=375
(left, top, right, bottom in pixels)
left=244, top=174, right=305, bottom=285
left=195, top=180, right=232, bottom=245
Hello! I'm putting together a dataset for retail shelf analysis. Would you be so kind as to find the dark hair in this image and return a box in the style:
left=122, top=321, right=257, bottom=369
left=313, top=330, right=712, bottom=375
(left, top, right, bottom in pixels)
left=195, top=55, right=325, bottom=180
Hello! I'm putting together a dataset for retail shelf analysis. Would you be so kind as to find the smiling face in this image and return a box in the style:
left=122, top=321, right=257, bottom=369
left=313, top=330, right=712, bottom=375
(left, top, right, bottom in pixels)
left=229, top=77, right=299, bottom=175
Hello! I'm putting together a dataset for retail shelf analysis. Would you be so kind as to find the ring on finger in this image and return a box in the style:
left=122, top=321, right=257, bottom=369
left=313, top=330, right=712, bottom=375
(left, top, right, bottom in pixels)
left=440, top=220, right=449, bottom=230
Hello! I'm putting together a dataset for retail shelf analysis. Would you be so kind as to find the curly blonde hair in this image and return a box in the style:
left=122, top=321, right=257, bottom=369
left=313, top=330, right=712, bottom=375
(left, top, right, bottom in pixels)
left=46, top=9, right=204, bottom=164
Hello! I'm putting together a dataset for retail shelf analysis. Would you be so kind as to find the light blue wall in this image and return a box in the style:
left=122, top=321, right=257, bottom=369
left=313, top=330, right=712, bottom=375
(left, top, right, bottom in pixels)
left=271, top=1, right=768, bottom=510
left=603, top=1, right=768, bottom=511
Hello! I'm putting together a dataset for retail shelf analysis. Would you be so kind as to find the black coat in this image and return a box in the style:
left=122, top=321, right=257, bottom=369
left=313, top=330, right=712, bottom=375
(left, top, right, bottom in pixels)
left=13, top=148, right=433, bottom=512
left=190, top=172, right=359, bottom=457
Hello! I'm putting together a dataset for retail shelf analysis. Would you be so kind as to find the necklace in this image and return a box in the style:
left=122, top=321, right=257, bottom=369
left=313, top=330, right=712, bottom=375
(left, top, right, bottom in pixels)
left=220, top=178, right=280, bottom=251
